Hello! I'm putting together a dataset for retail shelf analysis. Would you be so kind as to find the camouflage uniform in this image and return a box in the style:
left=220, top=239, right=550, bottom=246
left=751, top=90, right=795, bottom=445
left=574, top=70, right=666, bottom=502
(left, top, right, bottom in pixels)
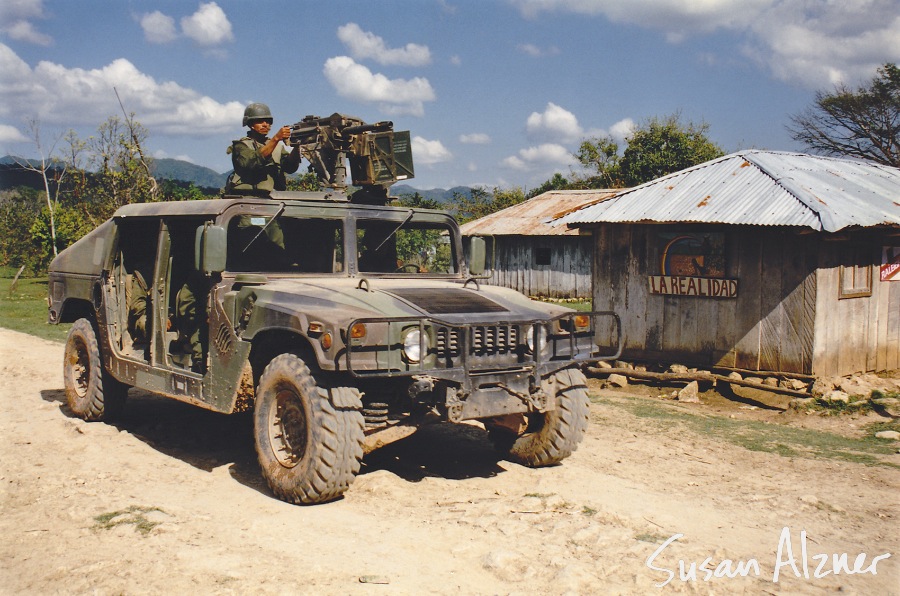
left=225, top=131, right=302, bottom=197
left=175, top=272, right=209, bottom=373
left=127, top=269, right=150, bottom=343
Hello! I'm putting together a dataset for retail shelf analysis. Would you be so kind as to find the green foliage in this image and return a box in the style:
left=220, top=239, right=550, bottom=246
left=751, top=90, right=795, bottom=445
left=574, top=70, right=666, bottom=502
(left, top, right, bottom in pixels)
left=619, top=114, right=724, bottom=186
left=396, top=191, right=442, bottom=210
left=0, top=188, right=43, bottom=273
left=451, top=186, right=527, bottom=224
left=286, top=172, right=321, bottom=191
left=789, top=62, right=900, bottom=167
left=574, top=136, right=623, bottom=188
left=526, top=173, right=572, bottom=199
left=3, top=115, right=168, bottom=273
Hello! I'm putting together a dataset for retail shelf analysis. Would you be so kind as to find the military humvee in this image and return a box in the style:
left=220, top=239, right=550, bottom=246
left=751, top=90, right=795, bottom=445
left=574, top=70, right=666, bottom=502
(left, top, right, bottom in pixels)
left=49, top=114, right=621, bottom=504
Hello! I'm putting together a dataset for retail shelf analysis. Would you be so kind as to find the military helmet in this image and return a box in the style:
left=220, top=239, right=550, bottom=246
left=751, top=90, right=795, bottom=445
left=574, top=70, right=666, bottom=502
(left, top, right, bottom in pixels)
left=242, top=103, right=273, bottom=127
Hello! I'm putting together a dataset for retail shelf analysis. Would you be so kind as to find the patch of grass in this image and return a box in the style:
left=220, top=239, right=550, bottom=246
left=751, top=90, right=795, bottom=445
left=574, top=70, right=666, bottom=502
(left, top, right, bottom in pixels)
left=635, top=532, right=671, bottom=543
left=532, top=297, right=592, bottom=312
left=0, top=274, right=70, bottom=342
left=581, top=505, right=598, bottom=516
left=93, top=505, right=166, bottom=535
left=523, top=492, right=555, bottom=499
left=594, top=395, right=899, bottom=469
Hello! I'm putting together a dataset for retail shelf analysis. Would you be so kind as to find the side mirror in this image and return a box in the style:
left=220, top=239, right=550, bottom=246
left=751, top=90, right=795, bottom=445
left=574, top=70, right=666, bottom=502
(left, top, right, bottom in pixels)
left=195, top=224, right=227, bottom=274
left=466, top=236, right=493, bottom=277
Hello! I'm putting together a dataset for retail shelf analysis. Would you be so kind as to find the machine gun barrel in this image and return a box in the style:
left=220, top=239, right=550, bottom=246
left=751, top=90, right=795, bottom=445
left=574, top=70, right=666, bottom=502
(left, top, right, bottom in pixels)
left=343, top=121, right=393, bottom=135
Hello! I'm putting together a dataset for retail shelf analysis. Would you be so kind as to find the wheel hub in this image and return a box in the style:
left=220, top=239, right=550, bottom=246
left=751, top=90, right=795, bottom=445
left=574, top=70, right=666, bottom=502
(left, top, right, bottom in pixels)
left=270, top=389, right=308, bottom=467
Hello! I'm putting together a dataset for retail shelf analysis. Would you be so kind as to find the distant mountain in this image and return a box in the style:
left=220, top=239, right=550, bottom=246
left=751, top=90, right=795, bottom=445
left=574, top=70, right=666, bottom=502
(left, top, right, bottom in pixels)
left=0, top=154, right=474, bottom=201
left=392, top=184, right=473, bottom=203
left=151, top=158, right=227, bottom=190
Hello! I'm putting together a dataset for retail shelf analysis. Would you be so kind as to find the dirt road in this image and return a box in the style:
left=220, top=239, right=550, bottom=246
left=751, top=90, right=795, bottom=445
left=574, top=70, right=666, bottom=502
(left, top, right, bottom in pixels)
left=1, top=328, right=897, bottom=595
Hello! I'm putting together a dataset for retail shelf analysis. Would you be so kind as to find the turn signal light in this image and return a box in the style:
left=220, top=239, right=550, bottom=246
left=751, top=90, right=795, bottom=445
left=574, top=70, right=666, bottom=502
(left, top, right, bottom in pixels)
left=321, top=332, right=333, bottom=350
left=574, top=314, right=590, bottom=329
left=349, top=323, right=367, bottom=340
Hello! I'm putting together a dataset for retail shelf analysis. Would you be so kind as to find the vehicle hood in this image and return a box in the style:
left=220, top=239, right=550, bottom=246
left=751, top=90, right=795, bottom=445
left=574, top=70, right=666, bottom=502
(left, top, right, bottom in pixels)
left=245, top=277, right=570, bottom=328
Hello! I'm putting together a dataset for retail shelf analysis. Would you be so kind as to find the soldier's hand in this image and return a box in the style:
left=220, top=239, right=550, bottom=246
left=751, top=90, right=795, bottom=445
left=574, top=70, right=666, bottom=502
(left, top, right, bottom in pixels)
left=274, top=125, right=291, bottom=142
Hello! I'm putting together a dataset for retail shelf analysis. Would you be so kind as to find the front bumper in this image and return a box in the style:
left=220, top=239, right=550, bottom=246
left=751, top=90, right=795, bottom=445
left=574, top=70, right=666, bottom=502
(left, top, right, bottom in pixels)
left=344, top=310, right=622, bottom=389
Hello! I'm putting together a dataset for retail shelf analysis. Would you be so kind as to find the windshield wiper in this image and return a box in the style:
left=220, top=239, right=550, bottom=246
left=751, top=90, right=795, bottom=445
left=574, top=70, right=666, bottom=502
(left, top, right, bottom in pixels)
left=243, top=202, right=286, bottom=253
left=374, top=209, right=414, bottom=252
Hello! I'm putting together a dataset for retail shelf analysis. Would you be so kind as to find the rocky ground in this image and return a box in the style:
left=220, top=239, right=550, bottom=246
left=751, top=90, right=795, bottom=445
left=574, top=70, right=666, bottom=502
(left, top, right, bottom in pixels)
left=1, top=327, right=898, bottom=595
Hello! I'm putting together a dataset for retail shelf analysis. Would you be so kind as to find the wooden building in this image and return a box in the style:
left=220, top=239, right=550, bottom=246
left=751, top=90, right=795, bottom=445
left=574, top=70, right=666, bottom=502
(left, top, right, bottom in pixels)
left=560, top=151, right=900, bottom=377
left=460, top=190, right=616, bottom=299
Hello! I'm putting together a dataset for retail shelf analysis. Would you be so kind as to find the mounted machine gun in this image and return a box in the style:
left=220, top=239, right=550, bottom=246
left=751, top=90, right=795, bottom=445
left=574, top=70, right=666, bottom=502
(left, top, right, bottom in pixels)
left=290, top=113, right=414, bottom=204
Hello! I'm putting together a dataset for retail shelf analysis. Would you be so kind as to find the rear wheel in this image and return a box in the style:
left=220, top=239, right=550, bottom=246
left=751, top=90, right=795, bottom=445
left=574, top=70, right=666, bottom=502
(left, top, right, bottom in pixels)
left=63, top=318, right=126, bottom=421
left=488, top=367, right=590, bottom=466
left=254, top=354, right=364, bottom=504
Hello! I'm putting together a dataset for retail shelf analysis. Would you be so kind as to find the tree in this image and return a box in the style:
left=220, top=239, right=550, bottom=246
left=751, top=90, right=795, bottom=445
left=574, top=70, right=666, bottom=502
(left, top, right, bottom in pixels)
left=87, top=115, right=158, bottom=221
left=14, top=120, right=68, bottom=257
left=619, top=114, right=723, bottom=186
left=526, top=173, right=572, bottom=199
left=574, top=113, right=723, bottom=188
left=788, top=62, right=900, bottom=167
left=451, top=186, right=527, bottom=224
left=574, top=137, right=622, bottom=188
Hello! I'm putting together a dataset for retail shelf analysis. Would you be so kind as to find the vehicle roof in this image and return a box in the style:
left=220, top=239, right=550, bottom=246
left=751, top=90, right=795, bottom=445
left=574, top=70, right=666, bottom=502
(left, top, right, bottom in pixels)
left=113, top=194, right=449, bottom=219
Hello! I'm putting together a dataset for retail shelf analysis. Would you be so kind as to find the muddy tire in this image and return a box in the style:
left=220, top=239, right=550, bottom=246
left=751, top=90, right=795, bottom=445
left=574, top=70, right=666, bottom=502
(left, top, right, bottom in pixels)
left=253, top=354, right=365, bottom=504
left=489, top=367, right=590, bottom=467
left=63, top=318, right=127, bottom=421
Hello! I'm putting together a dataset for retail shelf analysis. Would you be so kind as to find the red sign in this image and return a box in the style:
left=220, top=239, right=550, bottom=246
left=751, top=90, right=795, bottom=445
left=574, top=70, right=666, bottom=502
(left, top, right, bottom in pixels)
left=882, top=246, right=900, bottom=282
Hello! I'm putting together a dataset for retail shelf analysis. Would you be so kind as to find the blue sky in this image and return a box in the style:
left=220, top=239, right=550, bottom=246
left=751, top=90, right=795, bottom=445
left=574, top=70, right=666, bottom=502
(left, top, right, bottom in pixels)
left=1, top=0, right=899, bottom=191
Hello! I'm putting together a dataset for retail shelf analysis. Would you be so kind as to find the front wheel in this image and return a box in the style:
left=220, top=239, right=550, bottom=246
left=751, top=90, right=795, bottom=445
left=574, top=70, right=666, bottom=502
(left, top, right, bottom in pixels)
left=63, top=318, right=127, bottom=421
left=254, top=354, right=364, bottom=504
left=488, top=367, right=590, bottom=467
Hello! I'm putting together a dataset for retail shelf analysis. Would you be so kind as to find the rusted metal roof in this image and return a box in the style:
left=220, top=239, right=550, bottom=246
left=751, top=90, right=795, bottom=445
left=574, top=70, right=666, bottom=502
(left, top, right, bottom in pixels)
left=460, top=189, right=618, bottom=236
left=558, top=151, right=900, bottom=233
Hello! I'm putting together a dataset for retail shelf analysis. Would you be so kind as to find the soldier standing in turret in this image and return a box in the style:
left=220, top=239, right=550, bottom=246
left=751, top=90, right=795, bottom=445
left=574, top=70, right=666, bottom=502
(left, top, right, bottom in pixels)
left=225, top=102, right=302, bottom=196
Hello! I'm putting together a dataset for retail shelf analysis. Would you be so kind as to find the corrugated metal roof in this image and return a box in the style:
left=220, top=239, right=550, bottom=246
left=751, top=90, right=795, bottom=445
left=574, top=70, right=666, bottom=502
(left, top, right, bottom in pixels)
left=460, top=189, right=618, bottom=236
left=558, top=150, right=900, bottom=232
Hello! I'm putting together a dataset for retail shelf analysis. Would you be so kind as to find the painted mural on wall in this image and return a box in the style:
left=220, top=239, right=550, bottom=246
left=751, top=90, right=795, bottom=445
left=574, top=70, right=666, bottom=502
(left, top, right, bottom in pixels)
left=649, top=232, right=738, bottom=298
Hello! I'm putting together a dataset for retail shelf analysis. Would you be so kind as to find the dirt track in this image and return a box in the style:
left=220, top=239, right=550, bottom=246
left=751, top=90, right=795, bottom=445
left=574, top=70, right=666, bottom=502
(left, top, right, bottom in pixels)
left=1, top=327, right=898, bottom=595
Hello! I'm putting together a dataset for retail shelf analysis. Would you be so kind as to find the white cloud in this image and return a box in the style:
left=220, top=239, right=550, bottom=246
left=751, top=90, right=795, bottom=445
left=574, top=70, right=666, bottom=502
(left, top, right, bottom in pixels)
left=0, top=0, right=51, bottom=45
left=517, top=43, right=560, bottom=57
left=140, top=11, right=178, bottom=44
left=412, top=136, right=452, bottom=164
left=0, top=43, right=244, bottom=136
left=526, top=102, right=583, bottom=143
left=502, top=143, right=575, bottom=170
left=745, top=3, right=900, bottom=87
left=323, top=56, right=436, bottom=117
left=510, top=0, right=767, bottom=34
left=459, top=133, right=491, bottom=144
left=508, top=0, right=900, bottom=89
left=0, top=124, right=28, bottom=143
left=181, top=2, right=233, bottom=47
left=609, top=118, right=635, bottom=142
left=337, top=23, right=431, bottom=67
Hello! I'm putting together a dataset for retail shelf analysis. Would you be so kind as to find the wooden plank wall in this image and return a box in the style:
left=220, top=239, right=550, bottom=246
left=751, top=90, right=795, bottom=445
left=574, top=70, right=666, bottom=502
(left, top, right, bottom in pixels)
left=593, top=224, right=820, bottom=374
left=487, top=235, right=592, bottom=299
left=812, top=238, right=900, bottom=376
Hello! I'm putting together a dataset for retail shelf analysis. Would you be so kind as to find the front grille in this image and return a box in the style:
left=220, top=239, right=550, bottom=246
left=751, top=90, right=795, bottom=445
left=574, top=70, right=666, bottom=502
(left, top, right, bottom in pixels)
left=436, top=325, right=518, bottom=359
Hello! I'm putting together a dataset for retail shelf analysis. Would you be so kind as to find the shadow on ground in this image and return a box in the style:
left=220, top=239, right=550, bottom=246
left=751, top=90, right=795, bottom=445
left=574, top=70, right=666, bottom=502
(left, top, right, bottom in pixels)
left=41, top=387, right=507, bottom=498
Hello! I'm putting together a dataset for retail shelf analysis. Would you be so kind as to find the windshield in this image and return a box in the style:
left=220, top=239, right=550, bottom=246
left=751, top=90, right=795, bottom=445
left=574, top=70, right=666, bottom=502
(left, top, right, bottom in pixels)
left=357, top=217, right=456, bottom=275
left=227, top=215, right=344, bottom=273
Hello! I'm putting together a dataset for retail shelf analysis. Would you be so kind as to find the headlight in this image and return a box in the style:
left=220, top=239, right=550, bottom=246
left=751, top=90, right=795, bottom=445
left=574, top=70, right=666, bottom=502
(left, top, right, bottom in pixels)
left=525, top=324, right=547, bottom=353
left=403, top=328, right=423, bottom=363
